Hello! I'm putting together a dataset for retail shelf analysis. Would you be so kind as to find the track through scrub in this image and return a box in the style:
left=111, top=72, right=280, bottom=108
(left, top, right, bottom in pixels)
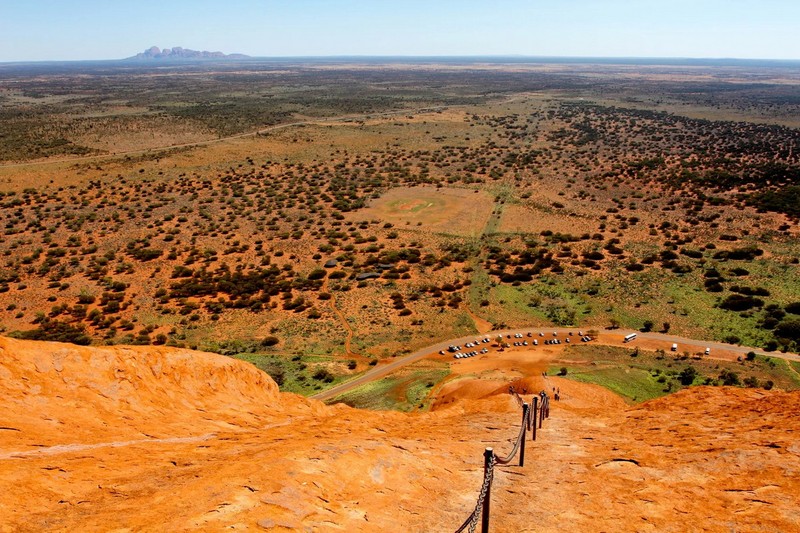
left=322, top=277, right=359, bottom=358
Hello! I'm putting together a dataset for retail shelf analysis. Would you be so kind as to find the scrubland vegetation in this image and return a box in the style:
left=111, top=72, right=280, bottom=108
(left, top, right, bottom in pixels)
left=1, top=60, right=799, bottom=395
left=552, top=345, right=800, bottom=403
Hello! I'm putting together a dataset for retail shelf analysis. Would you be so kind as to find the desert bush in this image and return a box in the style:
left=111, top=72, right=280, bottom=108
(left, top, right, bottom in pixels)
left=719, top=294, right=764, bottom=312
left=678, top=366, right=698, bottom=385
left=719, top=369, right=741, bottom=386
left=261, top=336, right=280, bottom=347
left=784, top=302, right=800, bottom=315
left=12, top=319, right=91, bottom=346
left=774, top=319, right=800, bottom=342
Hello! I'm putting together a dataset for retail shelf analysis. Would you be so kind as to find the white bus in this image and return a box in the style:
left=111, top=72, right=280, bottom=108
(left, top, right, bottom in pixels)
left=623, top=333, right=637, bottom=343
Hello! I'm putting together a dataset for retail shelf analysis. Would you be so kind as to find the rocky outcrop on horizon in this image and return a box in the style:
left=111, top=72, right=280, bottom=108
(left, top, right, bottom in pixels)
left=127, top=46, right=249, bottom=61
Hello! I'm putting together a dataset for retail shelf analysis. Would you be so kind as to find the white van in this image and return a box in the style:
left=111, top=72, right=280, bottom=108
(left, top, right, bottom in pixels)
left=671, top=343, right=678, bottom=352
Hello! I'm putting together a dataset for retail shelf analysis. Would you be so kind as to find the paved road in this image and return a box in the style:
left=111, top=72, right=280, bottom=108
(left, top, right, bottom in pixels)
left=311, top=327, right=800, bottom=402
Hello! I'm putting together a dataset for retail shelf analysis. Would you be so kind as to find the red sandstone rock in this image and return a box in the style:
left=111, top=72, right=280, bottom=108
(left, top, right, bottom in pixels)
left=1, top=337, right=798, bottom=532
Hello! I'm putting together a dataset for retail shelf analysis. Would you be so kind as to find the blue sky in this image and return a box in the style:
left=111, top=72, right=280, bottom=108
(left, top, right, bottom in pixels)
left=1, top=0, right=799, bottom=61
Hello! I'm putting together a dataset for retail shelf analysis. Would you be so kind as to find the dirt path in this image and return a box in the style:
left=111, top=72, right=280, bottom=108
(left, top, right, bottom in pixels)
left=322, top=277, right=361, bottom=359
left=328, top=292, right=356, bottom=356
left=463, top=183, right=509, bottom=333
left=784, top=358, right=800, bottom=380
left=465, top=306, right=493, bottom=334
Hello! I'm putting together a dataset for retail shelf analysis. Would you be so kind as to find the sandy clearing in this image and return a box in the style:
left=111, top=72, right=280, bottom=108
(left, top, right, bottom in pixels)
left=352, top=185, right=494, bottom=237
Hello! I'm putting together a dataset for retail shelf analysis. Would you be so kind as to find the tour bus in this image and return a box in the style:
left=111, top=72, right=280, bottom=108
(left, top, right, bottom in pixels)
left=623, top=333, right=637, bottom=343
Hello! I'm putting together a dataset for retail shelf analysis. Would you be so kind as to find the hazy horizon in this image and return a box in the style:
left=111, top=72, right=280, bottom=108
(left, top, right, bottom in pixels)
left=2, top=0, right=800, bottom=63
left=4, top=54, right=800, bottom=68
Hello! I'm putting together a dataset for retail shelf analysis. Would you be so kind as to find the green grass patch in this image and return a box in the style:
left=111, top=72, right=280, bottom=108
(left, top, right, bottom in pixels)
left=551, top=344, right=800, bottom=403
left=330, top=360, right=450, bottom=411
left=233, top=353, right=362, bottom=396
left=560, top=365, right=669, bottom=403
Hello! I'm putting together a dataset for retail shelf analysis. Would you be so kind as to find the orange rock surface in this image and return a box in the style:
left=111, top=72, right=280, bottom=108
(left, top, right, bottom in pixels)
left=1, top=336, right=799, bottom=532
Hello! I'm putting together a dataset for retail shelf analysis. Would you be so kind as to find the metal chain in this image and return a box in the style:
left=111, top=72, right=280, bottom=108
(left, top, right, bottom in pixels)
left=495, top=419, right=526, bottom=465
left=468, top=457, right=495, bottom=533
left=455, top=395, right=551, bottom=533
left=454, top=455, right=495, bottom=533
left=511, top=391, right=523, bottom=408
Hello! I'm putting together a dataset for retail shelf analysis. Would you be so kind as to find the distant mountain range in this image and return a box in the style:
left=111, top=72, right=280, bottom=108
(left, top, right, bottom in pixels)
left=126, top=46, right=249, bottom=61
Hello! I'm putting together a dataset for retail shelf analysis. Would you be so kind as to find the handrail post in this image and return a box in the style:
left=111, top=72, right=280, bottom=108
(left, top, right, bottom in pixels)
left=482, top=447, right=493, bottom=533
left=531, top=396, right=538, bottom=441
left=519, top=403, right=529, bottom=467
left=539, top=394, right=544, bottom=429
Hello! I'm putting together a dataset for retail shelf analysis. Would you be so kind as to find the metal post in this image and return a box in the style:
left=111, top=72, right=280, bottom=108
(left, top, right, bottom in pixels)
left=520, top=403, right=529, bottom=467
left=531, top=396, right=538, bottom=441
left=539, top=395, right=544, bottom=429
left=482, top=447, right=493, bottom=533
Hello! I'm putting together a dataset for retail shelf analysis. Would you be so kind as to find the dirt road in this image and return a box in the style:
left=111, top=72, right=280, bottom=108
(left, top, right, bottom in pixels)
left=311, top=327, right=800, bottom=401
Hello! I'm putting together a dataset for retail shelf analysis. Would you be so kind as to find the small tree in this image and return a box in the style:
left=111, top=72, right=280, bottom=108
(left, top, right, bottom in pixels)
left=662, top=322, right=671, bottom=333
left=719, top=369, right=741, bottom=386
left=743, top=376, right=760, bottom=388
left=558, top=367, right=568, bottom=376
left=261, top=336, right=280, bottom=347
left=678, top=366, right=698, bottom=386
left=642, top=320, right=654, bottom=332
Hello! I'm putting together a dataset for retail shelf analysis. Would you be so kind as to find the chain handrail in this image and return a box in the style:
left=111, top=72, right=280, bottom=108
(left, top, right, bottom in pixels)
left=454, top=452, right=495, bottom=533
left=454, top=393, right=550, bottom=533
left=494, top=410, right=527, bottom=465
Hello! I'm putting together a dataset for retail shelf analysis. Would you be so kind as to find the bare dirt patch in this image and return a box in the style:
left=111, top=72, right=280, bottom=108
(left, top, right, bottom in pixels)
left=430, top=344, right=560, bottom=409
left=354, top=186, right=493, bottom=236
left=498, top=203, right=597, bottom=236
